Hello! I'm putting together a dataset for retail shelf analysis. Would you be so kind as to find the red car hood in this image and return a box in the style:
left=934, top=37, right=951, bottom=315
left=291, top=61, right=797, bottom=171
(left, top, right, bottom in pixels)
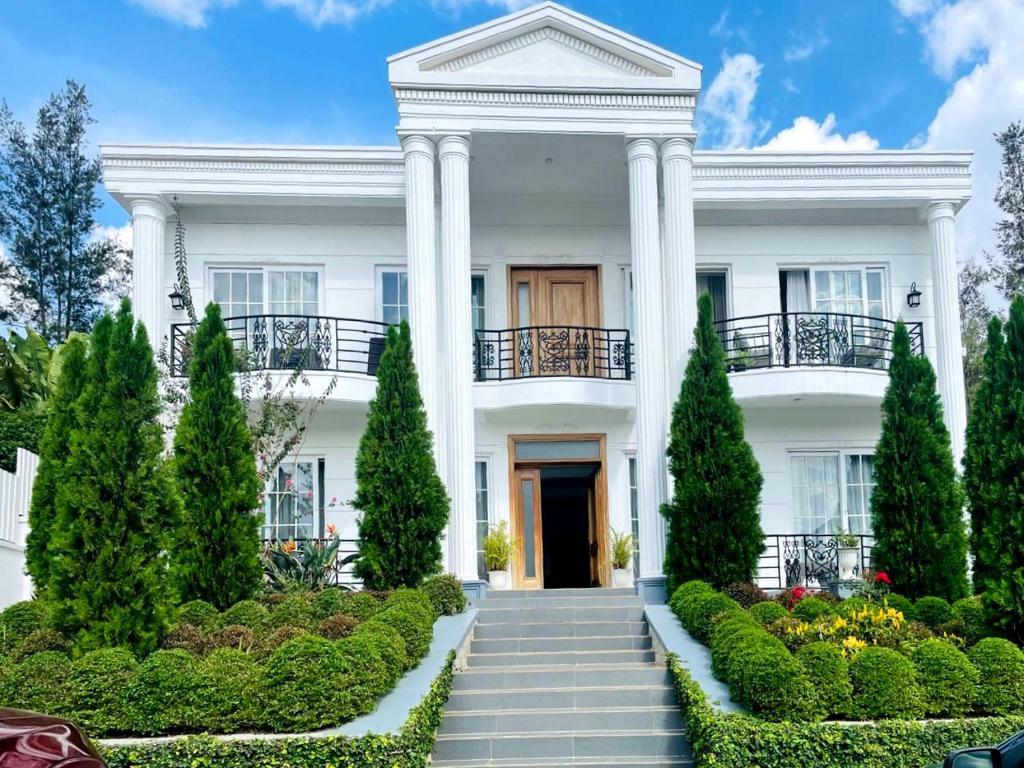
left=0, top=708, right=104, bottom=768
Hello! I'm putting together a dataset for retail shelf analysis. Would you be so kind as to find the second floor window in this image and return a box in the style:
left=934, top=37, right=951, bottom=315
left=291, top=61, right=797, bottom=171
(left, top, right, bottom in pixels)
left=791, top=450, right=876, bottom=536
left=381, top=270, right=409, bottom=325
left=211, top=268, right=319, bottom=318
left=472, top=274, right=486, bottom=332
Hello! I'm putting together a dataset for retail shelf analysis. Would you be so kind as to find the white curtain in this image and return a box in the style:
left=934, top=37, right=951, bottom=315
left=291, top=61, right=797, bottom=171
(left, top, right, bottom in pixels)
left=783, top=271, right=809, bottom=364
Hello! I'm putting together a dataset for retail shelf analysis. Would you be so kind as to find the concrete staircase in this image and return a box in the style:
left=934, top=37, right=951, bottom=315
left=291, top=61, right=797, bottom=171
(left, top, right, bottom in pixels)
left=432, top=588, right=692, bottom=767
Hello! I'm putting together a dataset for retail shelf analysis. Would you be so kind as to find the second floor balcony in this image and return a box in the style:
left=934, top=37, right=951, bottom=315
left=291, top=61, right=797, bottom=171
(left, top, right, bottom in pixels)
left=473, top=326, right=633, bottom=382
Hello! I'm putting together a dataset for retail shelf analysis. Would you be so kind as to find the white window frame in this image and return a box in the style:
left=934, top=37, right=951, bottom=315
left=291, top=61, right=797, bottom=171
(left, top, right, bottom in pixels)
left=696, top=266, right=732, bottom=322
left=627, top=452, right=639, bottom=577
left=789, top=448, right=877, bottom=536
left=781, top=264, right=890, bottom=319
left=207, top=264, right=325, bottom=318
left=471, top=269, right=488, bottom=333
left=474, top=456, right=492, bottom=580
left=375, top=266, right=409, bottom=325
left=263, top=455, right=324, bottom=541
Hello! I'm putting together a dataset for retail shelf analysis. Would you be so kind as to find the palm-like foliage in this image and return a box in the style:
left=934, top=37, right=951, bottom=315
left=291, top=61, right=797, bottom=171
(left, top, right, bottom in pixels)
left=0, top=329, right=88, bottom=411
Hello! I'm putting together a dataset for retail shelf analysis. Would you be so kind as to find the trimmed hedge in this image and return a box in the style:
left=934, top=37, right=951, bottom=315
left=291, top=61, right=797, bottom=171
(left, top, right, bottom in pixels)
left=1, top=650, right=72, bottom=714
left=912, top=639, right=978, bottom=718
left=1, top=600, right=49, bottom=653
left=70, top=648, right=138, bottom=735
left=0, top=408, right=46, bottom=473
left=791, top=596, right=833, bottom=622
left=911, top=596, right=952, bottom=629
left=968, top=638, right=1024, bottom=716
left=422, top=574, right=468, bottom=616
left=201, top=648, right=262, bottom=732
left=267, top=595, right=315, bottom=630
left=748, top=601, right=788, bottom=626
left=796, top=642, right=852, bottom=717
left=176, top=600, right=220, bottom=631
left=125, top=649, right=205, bottom=734
left=219, top=599, right=270, bottom=630
left=261, top=634, right=359, bottom=732
left=848, top=647, right=925, bottom=720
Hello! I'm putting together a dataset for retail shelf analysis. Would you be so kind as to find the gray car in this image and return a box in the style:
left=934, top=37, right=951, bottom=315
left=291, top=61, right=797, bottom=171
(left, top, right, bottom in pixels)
left=933, top=729, right=1024, bottom=768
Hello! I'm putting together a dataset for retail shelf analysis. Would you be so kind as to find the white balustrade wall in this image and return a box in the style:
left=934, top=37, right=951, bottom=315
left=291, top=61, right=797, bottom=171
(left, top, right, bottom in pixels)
left=0, top=448, right=38, bottom=609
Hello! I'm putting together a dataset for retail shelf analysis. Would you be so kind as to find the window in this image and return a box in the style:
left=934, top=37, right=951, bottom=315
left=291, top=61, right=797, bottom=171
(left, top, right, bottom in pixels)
left=471, top=274, right=486, bottom=333
left=210, top=268, right=319, bottom=318
left=696, top=271, right=729, bottom=324
left=269, top=270, right=318, bottom=316
left=628, top=455, right=639, bottom=577
left=812, top=268, right=886, bottom=318
left=212, top=270, right=263, bottom=319
left=475, top=460, right=489, bottom=579
left=381, top=270, right=409, bottom=325
left=263, top=459, right=320, bottom=540
left=791, top=451, right=875, bottom=535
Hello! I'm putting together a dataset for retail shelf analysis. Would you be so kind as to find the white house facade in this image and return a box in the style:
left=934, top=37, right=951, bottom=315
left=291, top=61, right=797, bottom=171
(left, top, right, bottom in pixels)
left=100, top=2, right=971, bottom=602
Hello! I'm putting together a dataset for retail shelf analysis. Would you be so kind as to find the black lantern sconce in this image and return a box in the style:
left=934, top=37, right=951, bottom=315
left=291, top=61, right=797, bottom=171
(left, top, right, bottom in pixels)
left=168, top=284, right=185, bottom=311
left=906, top=282, right=922, bottom=309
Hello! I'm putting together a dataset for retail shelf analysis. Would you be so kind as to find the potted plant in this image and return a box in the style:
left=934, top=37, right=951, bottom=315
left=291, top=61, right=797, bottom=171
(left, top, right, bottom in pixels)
left=610, top=528, right=635, bottom=588
left=483, top=520, right=515, bottom=590
left=836, top=530, right=860, bottom=581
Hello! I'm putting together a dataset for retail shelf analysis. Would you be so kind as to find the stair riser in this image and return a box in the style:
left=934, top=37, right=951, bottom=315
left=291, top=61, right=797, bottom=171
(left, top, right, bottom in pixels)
left=477, top=596, right=643, bottom=610
left=432, top=762, right=693, bottom=768
left=471, top=635, right=653, bottom=654
left=473, top=621, right=648, bottom=640
left=485, top=588, right=636, bottom=599
left=445, top=686, right=677, bottom=712
left=432, top=733, right=692, bottom=763
left=452, top=667, right=670, bottom=692
left=439, top=708, right=684, bottom=736
left=468, top=650, right=656, bottom=667
left=477, top=607, right=647, bottom=625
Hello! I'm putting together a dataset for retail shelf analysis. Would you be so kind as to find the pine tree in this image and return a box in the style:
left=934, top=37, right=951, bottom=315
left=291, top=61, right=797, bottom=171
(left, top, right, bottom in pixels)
left=353, top=321, right=449, bottom=590
left=660, top=293, right=764, bottom=592
left=25, top=335, right=87, bottom=593
left=963, top=317, right=1006, bottom=593
left=48, top=300, right=181, bottom=655
left=172, top=302, right=262, bottom=609
left=870, top=322, right=968, bottom=602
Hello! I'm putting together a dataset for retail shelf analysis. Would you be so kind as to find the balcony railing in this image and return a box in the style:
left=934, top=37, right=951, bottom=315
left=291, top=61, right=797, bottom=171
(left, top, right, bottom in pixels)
left=758, top=534, right=874, bottom=590
left=714, top=313, right=923, bottom=372
left=474, top=326, right=632, bottom=381
left=170, top=315, right=390, bottom=377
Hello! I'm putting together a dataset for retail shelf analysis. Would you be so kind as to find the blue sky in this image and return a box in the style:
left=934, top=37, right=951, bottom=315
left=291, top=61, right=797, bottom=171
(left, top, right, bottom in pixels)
left=1, top=0, right=1022, bottom=263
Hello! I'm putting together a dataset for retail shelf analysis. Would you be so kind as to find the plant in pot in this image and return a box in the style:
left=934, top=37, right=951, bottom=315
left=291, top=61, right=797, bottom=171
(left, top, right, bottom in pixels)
left=483, top=520, right=515, bottom=590
left=836, top=529, right=861, bottom=581
left=610, top=528, right=635, bottom=588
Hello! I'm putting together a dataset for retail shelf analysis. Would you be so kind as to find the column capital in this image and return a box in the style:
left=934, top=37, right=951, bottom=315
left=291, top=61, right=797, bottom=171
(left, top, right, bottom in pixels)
left=400, top=134, right=436, bottom=160
left=924, top=200, right=957, bottom=223
left=438, top=134, right=471, bottom=159
left=660, top=136, right=695, bottom=162
left=625, top=137, right=659, bottom=163
left=129, top=196, right=172, bottom=221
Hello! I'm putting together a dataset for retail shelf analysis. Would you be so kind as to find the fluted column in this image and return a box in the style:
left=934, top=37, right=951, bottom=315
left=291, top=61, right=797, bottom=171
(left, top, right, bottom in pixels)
left=130, top=197, right=170, bottom=341
left=927, top=201, right=968, bottom=465
left=439, top=135, right=479, bottom=584
left=627, top=138, right=669, bottom=602
left=661, top=137, right=697, bottom=400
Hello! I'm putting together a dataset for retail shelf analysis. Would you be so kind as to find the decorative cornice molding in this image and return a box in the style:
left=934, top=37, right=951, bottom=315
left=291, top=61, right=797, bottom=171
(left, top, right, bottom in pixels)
left=102, top=156, right=404, bottom=176
left=393, top=88, right=696, bottom=110
left=692, top=160, right=971, bottom=182
left=427, top=26, right=661, bottom=77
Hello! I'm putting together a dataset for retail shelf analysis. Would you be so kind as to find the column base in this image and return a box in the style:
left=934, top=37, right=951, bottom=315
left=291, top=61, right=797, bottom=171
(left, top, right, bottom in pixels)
left=635, top=575, right=667, bottom=605
left=460, top=579, right=489, bottom=602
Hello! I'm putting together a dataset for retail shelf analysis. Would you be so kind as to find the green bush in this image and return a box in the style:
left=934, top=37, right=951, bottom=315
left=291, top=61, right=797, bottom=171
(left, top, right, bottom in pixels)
left=312, top=588, right=348, bottom=620
left=848, top=646, right=925, bottom=719
left=0, top=408, right=46, bottom=472
left=125, top=649, right=205, bottom=734
left=160, top=623, right=211, bottom=655
left=1, top=650, right=72, bottom=715
left=319, top=614, right=360, bottom=639
left=734, top=633, right=824, bottom=722
left=968, top=638, right=1024, bottom=716
left=352, top=620, right=408, bottom=684
left=791, top=596, right=833, bottom=622
left=421, top=574, right=467, bottom=616
left=837, top=596, right=870, bottom=618
left=709, top=614, right=763, bottom=681
left=385, top=588, right=438, bottom=621
left=337, top=632, right=393, bottom=700
left=911, top=596, right=952, bottom=629
left=377, top=606, right=432, bottom=665
left=748, top=601, right=788, bottom=626
left=255, top=625, right=307, bottom=660
left=949, top=596, right=987, bottom=645
left=912, top=639, right=979, bottom=717
left=12, top=628, right=69, bottom=662
left=70, top=648, right=138, bottom=735
left=796, top=642, right=852, bottom=718
left=1, top=600, right=49, bottom=653
left=209, top=624, right=257, bottom=653
left=261, top=635, right=357, bottom=732
left=681, top=591, right=742, bottom=643
left=176, top=600, right=220, bottom=631
left=199, top=648, right=262, bottom=732
left=883, top=593, right=914, bottom=616
left=219, top=599, right=270, bottom=630
left=267, top=595, right=315, bottom=630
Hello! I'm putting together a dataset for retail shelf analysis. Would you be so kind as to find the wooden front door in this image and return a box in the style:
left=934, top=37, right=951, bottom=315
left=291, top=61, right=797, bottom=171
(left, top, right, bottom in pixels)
left=513, top=467, right=544, bottom=589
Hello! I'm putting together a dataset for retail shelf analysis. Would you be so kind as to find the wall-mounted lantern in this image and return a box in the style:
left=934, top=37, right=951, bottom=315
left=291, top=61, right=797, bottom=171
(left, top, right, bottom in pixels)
left=168, top=285, right=185, bottom=311
left=906, top=282, right=922, bottom=309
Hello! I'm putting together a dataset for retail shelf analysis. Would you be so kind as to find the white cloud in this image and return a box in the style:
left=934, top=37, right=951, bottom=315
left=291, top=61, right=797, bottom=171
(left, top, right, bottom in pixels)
left=781, top=77, right=800, bottom=95
left=709, top=9, right=754, bottom=48
left=430, top=0, right=534, bottom=12
left=91, top=223, right=134, bottom=250
left=783, top=28, right=829, bottom=62
left=126, top=0, right=238, bottom=27
left=263, top=0, right=393, bottom=26
left=757, top=114, right=880, bottom=151
left=697, top=53, right=768, bottom=149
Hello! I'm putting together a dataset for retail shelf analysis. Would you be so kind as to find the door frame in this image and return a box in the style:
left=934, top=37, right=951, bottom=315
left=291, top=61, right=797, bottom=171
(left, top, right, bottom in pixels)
left=507, top=433, right=610, bottom=589
left=507, top=266, right=604, bottom=327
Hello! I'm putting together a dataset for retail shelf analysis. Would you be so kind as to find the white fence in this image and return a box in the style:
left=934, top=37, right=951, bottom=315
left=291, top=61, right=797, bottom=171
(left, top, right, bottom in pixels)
left=0, top=448, right=38, bottom=608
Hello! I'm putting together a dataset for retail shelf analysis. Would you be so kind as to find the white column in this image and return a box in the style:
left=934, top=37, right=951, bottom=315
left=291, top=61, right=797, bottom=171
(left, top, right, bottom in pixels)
left=438, top=135, right=479, bottom=583
left=130, top=197, right=169, bottom=342
left=661, top=137, right=698, bottom=400
left=627, top=138, right=669, bottom=594
left=926, top=201, right=968, bottom=465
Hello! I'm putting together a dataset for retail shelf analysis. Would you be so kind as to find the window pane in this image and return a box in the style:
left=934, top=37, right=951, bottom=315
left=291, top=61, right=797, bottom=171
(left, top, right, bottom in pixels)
left=382, top=272, right=397, bottom=305
left=399, top=272, right=408, bottom=305
left=517, top=283, right=531, bottom=326
left=213, top=272, right=229, bottom=302
left=231, top=272, right=247, bottom=302
left=475, top=460, right=489, bottom=580
left=269, top=272, right=283, bottom=303
left=832, top=272, right=847, bottom=301
left=629, top=456, right=639, bottom=576
left=848, top=271, right=863, bottom=301
left=867, top=270, right=883, bottom=302
left=515, top=440, right=600, bottom=461
left=286, top=272, right=300, bottom=302
left=472, top=275, right=486, bottom=332
left=522, top=478, right=535, bottom=579
left=814, top=272, right=829, bottom=309
left=303, top=272, right=317, bottom=302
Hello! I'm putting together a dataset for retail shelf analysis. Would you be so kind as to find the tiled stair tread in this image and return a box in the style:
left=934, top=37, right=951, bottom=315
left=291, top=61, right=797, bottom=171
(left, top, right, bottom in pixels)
left=438, top=707, right=683, bottom=736
left=468, top=650, right=656, bottom=667
left=471, top=636, right=653, bottom=652
left=484, top=588, right=637, bottom=598
left=432, top=761, right=693, bottom=768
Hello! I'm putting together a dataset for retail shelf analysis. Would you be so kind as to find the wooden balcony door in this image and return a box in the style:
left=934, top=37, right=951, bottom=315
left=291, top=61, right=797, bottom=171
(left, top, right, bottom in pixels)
left=509, top=267, right=601, bottom=376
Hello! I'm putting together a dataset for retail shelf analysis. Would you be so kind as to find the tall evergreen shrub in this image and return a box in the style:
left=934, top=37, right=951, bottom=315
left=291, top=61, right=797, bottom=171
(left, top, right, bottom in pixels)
left=25, top=337, right=87, bottom=592
left=661, top=293, right=764, bottom=592
left=48, top=300, right=181, bottom=655
left=172, top=302, right=263, bottom=609
left=353, top=322, right=449, bottom=590
left=870, top=322, right=968, bottom=602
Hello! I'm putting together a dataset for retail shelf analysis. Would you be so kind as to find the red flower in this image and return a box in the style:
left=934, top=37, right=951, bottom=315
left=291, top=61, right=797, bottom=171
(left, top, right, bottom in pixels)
left=874, top=571, right=892, bottom=585
left=792, top=586, right=807, bottom=601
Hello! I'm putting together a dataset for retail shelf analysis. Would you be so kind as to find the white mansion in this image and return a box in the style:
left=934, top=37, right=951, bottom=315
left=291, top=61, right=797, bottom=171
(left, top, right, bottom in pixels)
left=101, top=2, right=971, bottom=601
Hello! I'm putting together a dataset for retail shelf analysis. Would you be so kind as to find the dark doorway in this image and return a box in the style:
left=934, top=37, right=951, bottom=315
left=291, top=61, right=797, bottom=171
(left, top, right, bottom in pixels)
left=540, top=465, right=597, bottom=589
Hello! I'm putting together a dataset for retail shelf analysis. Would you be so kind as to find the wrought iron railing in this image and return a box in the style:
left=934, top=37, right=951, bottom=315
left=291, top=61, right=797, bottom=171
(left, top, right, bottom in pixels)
left=262, top=537, right=362, bottom=588
left=713, top=313, right=923, bottom=372
left=758, top=534, right=874, bottom=590
left=170, top=315, right=390, bottom=377
left=473, top=326, right=632, bottom=381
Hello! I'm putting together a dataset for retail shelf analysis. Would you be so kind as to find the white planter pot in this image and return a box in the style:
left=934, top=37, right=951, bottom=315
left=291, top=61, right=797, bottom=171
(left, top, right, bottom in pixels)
left=488, top=569, right=510, bottom=591
left=612, top=568, right=631, bottom=588
left=837, top=547, right=860, bottom=581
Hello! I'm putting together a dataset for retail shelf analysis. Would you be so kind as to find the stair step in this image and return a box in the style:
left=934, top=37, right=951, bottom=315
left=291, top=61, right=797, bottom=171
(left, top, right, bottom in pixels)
left=438, top=707, right=684, bottom=736
left=478, top=596, right=642, bottom=610
left=452, top=666, right=670, bottom=692
left=485, top=588, right=636, bottom=600
left=476, top=607, right=646, bottom=625
left=445, top=685, right=677, bottom=713
left=432, top=761, right=692, bottom=768
left=474, top=621, right=648, bottom=640
left=468, top=649, right=656, bottom=668
left=471, top=635, right=652, bottom=654
left=432, top=731, right=691, bottom=764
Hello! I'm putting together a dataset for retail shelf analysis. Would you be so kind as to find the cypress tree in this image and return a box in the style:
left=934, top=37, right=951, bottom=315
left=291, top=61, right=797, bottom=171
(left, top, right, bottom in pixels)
left=661, top=292, right=764, bottom=592
left=25, top=336, right=87, bottom=594
left=963, top=317, right=1007, bottom=593
left=353, top=321, right=449, bottom=590
left=48, top=300, right=181, bottom=655
left=870, top=322, right=968, bottom=602
left=172, top=302, right=262, bottom=609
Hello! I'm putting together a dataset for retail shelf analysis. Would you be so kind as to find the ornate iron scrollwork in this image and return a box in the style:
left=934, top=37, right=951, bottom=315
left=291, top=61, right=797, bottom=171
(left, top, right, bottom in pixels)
left=795, top=314, right=832, bottom=364
left=517, top=330, right=534, bottom=375
left=312, top=318, right=332, bottom=368
left=251, top=317, right=269, bottom=369
left=538, top=328, right=570, bottom=374
left=573, top=329, right=591, bottom=375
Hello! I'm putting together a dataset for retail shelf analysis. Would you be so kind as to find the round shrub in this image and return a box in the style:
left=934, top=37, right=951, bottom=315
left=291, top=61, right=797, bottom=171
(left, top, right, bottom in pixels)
left=685, top=592, right=743, bottom=643
left=848, top=646, right=925, bottom=719
left=219, top=599, right=269, bottom=631
left=161, top=623, right=211, bottom=655
left=255, top=625, right=307, bottom=660
left=767, top=616, right=812, bottom=652
left=125, top=649, right=204, bottom=734
left=267, top=595, right=315, bottom=630
left=341, top=592, right=384, bottom=621
left=709, top=615, right=763, bottom=681
left=912, top=639, right=979, bottom=717
left=968, top=637, right=1024, bottom=716
left=12, top=628, right=69, bottom=662
left=722, top=582, right=770, bottom=609
left=70, top=648, right=138, bottom=735
left=1, top=651, right=72, bottom=715
left=352, top=620, right=408, bottom=681
left=262, top=635, right=356, bottom=731
left=175, top=600, right=219, bottom=631
left=385, top=588, right=437, bottom=621
left=797, top=642, right=852, bottom=718
left=209, top=624, right=257, bottom=653
left=791, top=596, right=833, bottom=622
left=734, top=633, right=825, bottom=722
left=949, top=597, right=987, bottom=645
left=883, top=593, right=913, bottom=616
left=319, top=613, right=359, bottom=640
left=312, top=588, right=349, bottom=621
left=338, top=632, right=394, bottom=700
left=422, top=574, right=467, bottom=616
left=911, top=596, right=952, bottom=629
left=0, top=600, right=49, bottom=653
left=669, top=580, right=714, bottom=621
left=199, top=648, right=261, bottom=732
left=376, top=606, right=432, bottom=664
left=749, top=601, right=788, bottom=627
